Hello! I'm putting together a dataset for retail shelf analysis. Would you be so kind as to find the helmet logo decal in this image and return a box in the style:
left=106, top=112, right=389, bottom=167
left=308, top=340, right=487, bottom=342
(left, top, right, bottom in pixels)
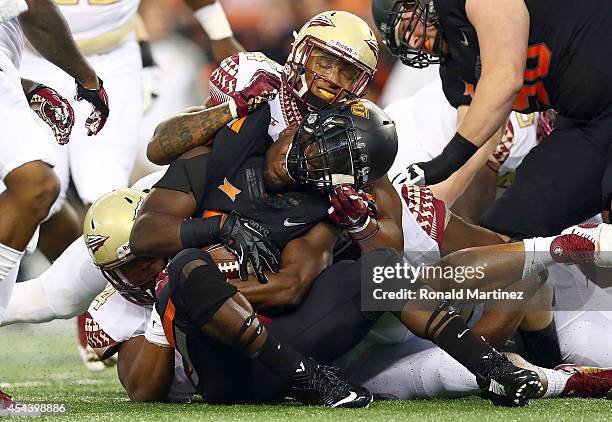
left=365, top=39, right=379, bottom=58
left=86, top=234, right=109, bottom=253
left=307, top=15, right=335, bottom=28
left=218, top=177, right=241, bottom=202
left=351, top=102, right=370, bottom=119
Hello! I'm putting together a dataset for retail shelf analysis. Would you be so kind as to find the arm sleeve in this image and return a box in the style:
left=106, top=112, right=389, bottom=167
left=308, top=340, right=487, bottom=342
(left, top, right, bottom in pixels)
left=1, top=239, right=107, bottom=325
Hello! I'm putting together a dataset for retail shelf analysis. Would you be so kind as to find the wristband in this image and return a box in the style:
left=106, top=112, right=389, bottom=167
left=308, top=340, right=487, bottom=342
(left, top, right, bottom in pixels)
left=144, top=306, right=171, bottom=348
left=347, top=215, right=371, bottom=234
left=180, top=216, right=222, bottom=248
left=422, top=132, right=478, bottom=184
left=139, top=41, right=156, bottom=68
left=194, top=2, right=233, bottom=41
left=353, top=218, right=380, bottom=242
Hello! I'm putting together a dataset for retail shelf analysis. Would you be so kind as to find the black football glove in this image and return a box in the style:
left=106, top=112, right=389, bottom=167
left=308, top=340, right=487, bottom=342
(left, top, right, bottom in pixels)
left=218, top=213, right=280, bottom=284
left=75, top=76, right=109, bottom=135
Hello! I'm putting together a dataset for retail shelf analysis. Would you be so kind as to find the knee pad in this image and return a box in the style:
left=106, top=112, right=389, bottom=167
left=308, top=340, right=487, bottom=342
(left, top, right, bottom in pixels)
left=168, top=248, right=237, bottom=327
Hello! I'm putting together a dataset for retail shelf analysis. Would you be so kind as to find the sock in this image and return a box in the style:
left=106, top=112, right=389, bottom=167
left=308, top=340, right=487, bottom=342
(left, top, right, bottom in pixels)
left=541, top=367, right=571, bottom=398
left=0, top=243, right=23, bottom=282
left=519, top=319, right=563, bottom=368
left=434, top=316, right=497, bottom=377
left=256, top=332, right=305, bottom=377
left=522, top=237, right=556, bottom=279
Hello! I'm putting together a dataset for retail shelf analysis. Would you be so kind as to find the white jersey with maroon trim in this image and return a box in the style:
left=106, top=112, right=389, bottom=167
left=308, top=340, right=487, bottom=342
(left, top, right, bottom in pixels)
left=396, top=184, right=449, bottom=267
left=0, top=18, right=23, bottom=67
left=385, top=80, right=540, bottom=188
left=56, top=0, right=139, bottom=41
left=209, top=52, right=302, bottom=142
left=85, top=284, right=195, bottom=403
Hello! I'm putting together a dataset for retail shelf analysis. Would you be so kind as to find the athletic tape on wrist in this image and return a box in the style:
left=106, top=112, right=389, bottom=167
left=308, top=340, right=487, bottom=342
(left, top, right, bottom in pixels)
left=194, top=2, right=233, bottom=41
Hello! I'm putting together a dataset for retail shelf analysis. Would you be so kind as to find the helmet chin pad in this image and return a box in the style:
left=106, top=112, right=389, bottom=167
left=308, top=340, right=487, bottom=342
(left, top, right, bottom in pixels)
left=102, top=267, right=156, bottom=306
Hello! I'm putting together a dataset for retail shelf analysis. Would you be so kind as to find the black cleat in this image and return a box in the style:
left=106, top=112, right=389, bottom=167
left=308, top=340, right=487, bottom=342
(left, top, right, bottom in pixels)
left=477, top=352, right=543, bottom=407
left=289, top=357, right=373, bottom=408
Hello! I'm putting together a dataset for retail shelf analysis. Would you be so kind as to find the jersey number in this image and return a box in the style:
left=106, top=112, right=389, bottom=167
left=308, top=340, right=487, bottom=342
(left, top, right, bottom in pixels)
left=513, top=44, right=551, bottom=112
left=92, top=285, right=116, bottom=311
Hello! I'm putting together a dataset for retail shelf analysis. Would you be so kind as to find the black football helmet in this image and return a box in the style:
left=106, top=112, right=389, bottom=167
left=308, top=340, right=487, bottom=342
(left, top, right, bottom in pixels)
left=286, top=99, right=398, bottom=193
left=372, top=0, right=443, bottom=68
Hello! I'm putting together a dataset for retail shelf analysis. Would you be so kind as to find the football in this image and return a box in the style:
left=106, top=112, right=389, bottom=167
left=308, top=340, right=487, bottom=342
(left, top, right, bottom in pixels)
left=203, top=243, right=241, bottom=279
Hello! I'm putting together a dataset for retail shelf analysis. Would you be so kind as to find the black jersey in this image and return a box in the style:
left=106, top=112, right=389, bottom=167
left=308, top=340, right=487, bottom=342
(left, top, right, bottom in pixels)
left=438, top=0, right=612, bottom=119
left=154, top=105, right=329, bottom=250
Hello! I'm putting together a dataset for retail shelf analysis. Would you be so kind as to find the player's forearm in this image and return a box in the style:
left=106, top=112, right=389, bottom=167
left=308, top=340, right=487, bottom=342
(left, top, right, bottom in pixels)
left=122, top=339, right=175, bottom=402
left=354, top=217, right=403, bottom=253
left=147, top=103, right=233, bottom=165
left=457, top=74, right=521, bottom=148
left=430, top=124, right=502, bottom=207
left=229, top=265, right=322, bottom=309
left=229, top=250, right=332, bottom=308
left=19, top=0, right=98, bottom=89
left=130, top=212, right=184, bottom=257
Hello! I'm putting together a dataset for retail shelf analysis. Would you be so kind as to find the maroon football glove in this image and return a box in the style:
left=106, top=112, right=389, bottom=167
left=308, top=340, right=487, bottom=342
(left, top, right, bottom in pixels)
left=328, top=184, right=377, bottom=233
left=26, top=84, right=74, bottom=145
left=75, top=77, right=109, bottom=136
left=227, top=69, right=280, bottom=119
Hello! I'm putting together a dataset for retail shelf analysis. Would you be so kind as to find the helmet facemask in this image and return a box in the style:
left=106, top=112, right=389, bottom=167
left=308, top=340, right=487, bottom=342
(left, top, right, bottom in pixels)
left=383, top=0, right=443, bottom=68
left=99, top=254, right=157, bottom=306
left=287, top=108, right=369, bottom=193
left=286, top=37, right=374, bottom=111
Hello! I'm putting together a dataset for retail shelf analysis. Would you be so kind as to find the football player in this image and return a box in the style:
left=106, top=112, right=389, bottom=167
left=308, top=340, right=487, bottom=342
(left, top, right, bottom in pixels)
left=0, top=0, right=109, bottom=408
left=372, top=0, right=612, bottom=240
left=16, top=0, right=245, bottom=370
left=133, top=98, right=554, bottom=407
left=145, top=10, right=379, bottom=167
left=382, top=76, right=612, bottom=369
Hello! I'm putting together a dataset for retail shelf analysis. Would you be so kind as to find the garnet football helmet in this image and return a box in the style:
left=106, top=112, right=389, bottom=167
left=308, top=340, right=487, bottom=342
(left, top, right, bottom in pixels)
left=372, top=0, right=443, bottom=68
left=285, top=11, right=379, bottom=110
left=83, top=189, right=155, bottom=305
left=286, top=99, right=398, bottom=193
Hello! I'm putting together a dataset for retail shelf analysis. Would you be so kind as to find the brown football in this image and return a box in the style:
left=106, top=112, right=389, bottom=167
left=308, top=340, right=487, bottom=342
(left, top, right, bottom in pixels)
left=203, top=244, right=241, bottom=279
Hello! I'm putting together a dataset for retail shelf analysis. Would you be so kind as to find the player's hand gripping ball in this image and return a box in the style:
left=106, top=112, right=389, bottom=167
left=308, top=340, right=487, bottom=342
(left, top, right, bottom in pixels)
left=227, top=70, right=281, bottom=119
left=328, top=184, right=377, bottom=233
left=218, top=213, right=280, bottom=284
left=26, top=84, right=74, bottom=145
left=75, top=77, right=110, bottom=136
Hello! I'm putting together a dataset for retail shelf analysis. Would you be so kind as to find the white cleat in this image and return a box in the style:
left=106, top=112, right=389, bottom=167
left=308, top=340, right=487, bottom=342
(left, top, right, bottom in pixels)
left=551, top=223, right=612, bottom=267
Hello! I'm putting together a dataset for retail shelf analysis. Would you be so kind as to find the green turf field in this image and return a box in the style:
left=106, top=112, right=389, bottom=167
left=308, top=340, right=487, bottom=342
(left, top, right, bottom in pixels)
left=2, top=321, right=612, bottom=421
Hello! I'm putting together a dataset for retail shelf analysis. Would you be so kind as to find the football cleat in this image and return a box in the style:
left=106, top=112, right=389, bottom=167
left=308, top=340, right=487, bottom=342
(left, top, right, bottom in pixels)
left=551, top=223, right=612, bottom=267
left=477, top=352, right=543, bottom=407
left=0, top=389, right=15, bottom=409
left=555, top=364, right=612, bottom=397
left=289, top=357, right=373, bottom=408
left=0, top=389, right=16, bottom=416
